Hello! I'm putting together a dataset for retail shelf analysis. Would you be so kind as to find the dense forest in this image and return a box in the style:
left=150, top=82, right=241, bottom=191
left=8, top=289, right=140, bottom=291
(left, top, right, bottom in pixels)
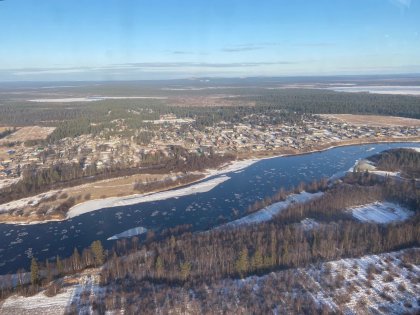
left=239, top=88, right=420, bottom=119
left=367, top=148, right=420, bottom=178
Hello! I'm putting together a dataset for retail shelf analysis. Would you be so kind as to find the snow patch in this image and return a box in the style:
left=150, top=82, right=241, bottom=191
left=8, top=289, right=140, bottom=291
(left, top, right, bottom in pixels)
left=217, top=191, right=324, bottom=229
left=349, top=201, right=413, bottom=224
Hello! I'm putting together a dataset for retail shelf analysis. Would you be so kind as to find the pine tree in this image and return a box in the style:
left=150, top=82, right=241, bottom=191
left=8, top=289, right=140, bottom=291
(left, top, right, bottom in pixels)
left=155, top=256, right=164, bottom=278
left=56, top=255, right=63, bottom=275
left=235, top=248, right=249, bottom=276
left=91, top=240, right=105, bottom=266
left=30, top=258, right=39, bottom=286
left=252, top=248, right=263, bottom=271
left=180, top=261, right=191, bottom=281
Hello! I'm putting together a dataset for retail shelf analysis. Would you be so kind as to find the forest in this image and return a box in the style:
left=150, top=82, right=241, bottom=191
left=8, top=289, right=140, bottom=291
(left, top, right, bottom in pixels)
left=367, top=148, right=420, bottom=178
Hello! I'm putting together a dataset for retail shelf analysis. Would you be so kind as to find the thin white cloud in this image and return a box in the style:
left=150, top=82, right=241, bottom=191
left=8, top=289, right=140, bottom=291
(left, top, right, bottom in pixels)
left=390, top=0, right=412, bottom=8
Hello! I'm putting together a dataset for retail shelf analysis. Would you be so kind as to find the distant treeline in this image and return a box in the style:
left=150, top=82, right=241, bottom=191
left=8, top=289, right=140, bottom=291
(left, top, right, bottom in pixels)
left=238, top=88, right=420, bottom=119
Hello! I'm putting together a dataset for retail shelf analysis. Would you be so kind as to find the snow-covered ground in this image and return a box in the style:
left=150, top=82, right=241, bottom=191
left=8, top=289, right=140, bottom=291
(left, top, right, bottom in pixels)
left=216, top=191, right=324, bottom=229
left=349, top=201, right=413, bottom=224
left=0, top=190, right=58, bottom=215
left=329, top=85, right=420, bottom=95
left=307, top=249, right=420, bottom=314
left=107, top=226, right=148, bottom=240
left=204, top=158, right=260, bottom=178
left=232, top=249, right=420, bottom=314
left=0, top=270, right=102, bottom=315
left=300, top=218, right=320, bottom=231
left=28, top=96, right=168, bottom=103
left=67, top=175, right=230, bottom=219
left=0, top=178, right=20, bottom=190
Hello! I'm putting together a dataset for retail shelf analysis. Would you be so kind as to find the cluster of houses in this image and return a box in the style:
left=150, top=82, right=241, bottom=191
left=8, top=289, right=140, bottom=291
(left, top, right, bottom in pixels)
left=0, top=114, right=418, bottom=184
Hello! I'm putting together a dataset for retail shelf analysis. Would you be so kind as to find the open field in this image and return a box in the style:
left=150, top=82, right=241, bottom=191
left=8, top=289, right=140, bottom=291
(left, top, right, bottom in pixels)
left=348, top=202, right=413, bottom=224
left=321, top=114, right=420, bottom=127
left=169, top=96, right=255, bottom=107
left=0, top=126, right=55, bottom=143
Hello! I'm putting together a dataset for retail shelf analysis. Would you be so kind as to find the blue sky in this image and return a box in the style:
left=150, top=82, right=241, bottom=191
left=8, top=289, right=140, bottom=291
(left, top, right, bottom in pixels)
left=0, top=0, right=419, bottom=81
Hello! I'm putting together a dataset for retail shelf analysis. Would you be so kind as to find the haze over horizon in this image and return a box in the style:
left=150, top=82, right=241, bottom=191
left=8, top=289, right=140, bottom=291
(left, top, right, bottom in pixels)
left=0, top=0, right=419, bottom=81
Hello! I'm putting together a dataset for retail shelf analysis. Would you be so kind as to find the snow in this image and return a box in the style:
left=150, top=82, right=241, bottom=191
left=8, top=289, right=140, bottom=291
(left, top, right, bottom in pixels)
left=28, top=96, right=168, bottom=103
left=349, top=201, right=413, bottom=224
left=329, top=85, right=420, bottom=95
left=234, top=248, right=420, bottom=314
left=404, top=147, right=420, bottom=153
left=0, top=191, right=58, bottom=214
left=307, top=249, right=420, bottom=314
left=0, top=271, right=101, bottom=315
left=300, top=218, right=320, bottom=231
left=107, top=226, right=148, bottom=240
left=67, top=175, right=230, bottom=219
left=216, top=191, right=324, bottom=229
left=204, top=158, right=259, bottom=178
left=0, top=288, right=75, bottom=314
left=0, top=177, right=21, bottom=190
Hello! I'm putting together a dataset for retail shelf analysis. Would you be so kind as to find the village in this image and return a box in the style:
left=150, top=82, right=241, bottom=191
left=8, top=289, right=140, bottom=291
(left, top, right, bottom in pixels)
left=0, top=113, right=419, bottom=186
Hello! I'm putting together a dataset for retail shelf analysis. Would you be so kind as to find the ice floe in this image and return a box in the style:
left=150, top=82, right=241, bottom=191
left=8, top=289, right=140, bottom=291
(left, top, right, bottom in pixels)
left=107, top=226, right=148, bottom=240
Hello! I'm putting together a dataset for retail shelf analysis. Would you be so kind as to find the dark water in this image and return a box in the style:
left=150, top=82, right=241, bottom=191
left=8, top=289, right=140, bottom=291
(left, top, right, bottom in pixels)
left=0, top=142, right=419, bottom=274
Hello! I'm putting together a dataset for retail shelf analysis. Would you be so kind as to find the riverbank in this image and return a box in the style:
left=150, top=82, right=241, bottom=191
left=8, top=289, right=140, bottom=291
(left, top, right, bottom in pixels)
left=0, top=136, right=418, bottom=225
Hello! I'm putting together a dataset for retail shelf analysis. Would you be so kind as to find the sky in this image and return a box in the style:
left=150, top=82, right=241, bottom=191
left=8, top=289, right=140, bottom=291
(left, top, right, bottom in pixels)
left=0, top=0, right=419, bottom=81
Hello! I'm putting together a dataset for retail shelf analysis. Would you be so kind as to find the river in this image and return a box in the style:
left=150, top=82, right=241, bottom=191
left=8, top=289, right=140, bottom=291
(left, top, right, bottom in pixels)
left=0, top=142, right=419, bottom=274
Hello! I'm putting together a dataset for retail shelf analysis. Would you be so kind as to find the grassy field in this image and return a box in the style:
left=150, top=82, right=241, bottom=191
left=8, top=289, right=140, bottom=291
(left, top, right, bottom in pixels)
left=321, top=114, right=420, bottom=127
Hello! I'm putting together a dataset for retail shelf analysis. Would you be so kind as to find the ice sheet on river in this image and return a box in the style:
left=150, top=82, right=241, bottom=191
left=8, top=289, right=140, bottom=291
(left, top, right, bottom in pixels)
left=107, top=226, right=148, bottom=240
left=216, top=191, right=324, bottom=229
left=67, top=175, right=230, bottom=219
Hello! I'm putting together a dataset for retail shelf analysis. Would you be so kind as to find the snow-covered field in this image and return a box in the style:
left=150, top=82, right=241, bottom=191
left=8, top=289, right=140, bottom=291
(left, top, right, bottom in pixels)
left=28, top=96, right=168, bottom=102
left=67, top=175, right=230, bottom=219
left=349, top=201, right=413, bottom=224
left=216, top=191, right=324, bottom=229
left=329, top=85, right=420, bottom=95
left=0, top=191, right=58, bottom=215
left=0, top=270, right=102, bottom=315
left=307, top=249, right=420, bottom=314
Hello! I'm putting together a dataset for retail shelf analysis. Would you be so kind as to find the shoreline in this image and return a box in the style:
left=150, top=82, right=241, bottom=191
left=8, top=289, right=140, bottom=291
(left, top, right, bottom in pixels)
left=1, top=137, right=419, bottom=225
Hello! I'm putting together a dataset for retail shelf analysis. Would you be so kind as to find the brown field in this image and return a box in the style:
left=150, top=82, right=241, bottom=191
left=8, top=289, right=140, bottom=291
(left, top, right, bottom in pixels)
left=169, top=96, right=255, bottom=107
left=0, top=126, right=56, bottom=143
left=321, top=114, right=420, bottom=127
left=64, top=173, right=172, bottom=200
